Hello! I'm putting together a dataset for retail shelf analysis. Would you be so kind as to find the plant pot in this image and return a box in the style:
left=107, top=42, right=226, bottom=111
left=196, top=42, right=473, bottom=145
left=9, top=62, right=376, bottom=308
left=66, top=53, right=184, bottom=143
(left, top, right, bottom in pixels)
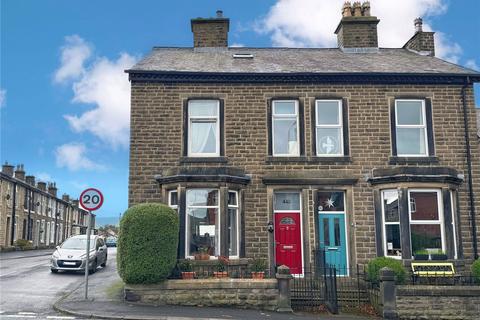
left=213, top=271, right=228, bottom=278
left=194, top=253, right=210, bottom=261
left=414, top=254, right=429, bottom=261
left=430, top=254, right=448, bottom=261
left=181, top=271, right=195, bottom=279
left=251, top=271, right=265, bottom=280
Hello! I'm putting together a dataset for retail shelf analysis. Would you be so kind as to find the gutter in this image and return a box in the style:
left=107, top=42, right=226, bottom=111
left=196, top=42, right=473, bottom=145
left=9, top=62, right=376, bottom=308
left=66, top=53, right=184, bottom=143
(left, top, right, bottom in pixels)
left=461, top=76, right=478, bottom=260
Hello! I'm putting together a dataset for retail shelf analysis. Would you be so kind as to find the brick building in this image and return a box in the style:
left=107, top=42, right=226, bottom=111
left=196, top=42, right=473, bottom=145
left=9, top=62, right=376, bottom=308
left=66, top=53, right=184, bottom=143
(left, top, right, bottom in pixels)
left=0, top=163, right=93, bottom=250
left=127, top=3, right=480, bottom=275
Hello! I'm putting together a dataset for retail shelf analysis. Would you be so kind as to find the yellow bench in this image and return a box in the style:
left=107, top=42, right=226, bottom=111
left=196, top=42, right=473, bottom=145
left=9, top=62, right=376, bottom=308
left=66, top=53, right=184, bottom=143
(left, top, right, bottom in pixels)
left=411, top=262, right=455, bottom=277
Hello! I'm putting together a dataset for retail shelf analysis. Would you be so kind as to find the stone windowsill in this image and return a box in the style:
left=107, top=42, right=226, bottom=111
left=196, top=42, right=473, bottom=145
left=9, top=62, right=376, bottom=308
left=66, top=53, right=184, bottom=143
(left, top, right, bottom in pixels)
left=266, top=156, right=351, bottom=164
left=388, top=156, right=439, bottom=165
left=179, top=156, right=228, bottom=164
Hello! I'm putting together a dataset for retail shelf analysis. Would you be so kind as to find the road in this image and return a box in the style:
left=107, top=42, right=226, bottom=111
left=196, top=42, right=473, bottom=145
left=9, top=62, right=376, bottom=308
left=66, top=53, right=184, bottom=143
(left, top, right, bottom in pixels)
left=0, top=247, right=116, bottom=319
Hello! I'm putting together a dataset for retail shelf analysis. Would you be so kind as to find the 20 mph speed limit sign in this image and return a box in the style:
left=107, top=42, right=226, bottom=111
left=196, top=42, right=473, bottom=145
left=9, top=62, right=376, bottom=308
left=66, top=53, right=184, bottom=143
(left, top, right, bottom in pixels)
left=79, top=188, right=104, bottom=211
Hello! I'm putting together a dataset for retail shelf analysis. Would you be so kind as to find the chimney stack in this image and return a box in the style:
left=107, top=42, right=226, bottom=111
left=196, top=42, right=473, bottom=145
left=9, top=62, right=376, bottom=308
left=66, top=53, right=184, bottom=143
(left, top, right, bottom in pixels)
left=62, top=194, right=70, bottom=202
left=403, top=17, right=435, bottom=56
left=14, top=164, right=26, bottom=181
left=191, top=10, right=229, bottom=48
left=26, top=175, right=36, bottom=186
left=335, top=1, right=379, bottom=50
left=48, top=182, right=58, bottom=197
left=37, top=181, right=47, bottom=192
left=2, top=162, right=14, bottom=177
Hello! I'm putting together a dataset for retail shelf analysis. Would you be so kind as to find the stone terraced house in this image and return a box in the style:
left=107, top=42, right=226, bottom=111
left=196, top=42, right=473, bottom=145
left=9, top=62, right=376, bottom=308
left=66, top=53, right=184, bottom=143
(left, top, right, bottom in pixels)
left=127, top=3, right=480, bottom=275
left=0, top=163, right=92, bottom=249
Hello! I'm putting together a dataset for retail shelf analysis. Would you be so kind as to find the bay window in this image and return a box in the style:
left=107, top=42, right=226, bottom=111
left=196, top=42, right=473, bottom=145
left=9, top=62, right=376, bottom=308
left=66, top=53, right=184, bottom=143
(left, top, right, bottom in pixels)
left=186, top=189, right=219, bottom=257
left=409, top=190, right=444, bottom=254
left=380, top=188, right=449, bottom=259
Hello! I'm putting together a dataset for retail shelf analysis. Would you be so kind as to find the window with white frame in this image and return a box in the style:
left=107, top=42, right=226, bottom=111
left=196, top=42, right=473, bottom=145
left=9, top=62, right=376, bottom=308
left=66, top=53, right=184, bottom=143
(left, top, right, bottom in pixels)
left=315, top=100, right=343, bottom=156
left=381, top=190, right=402, bottom=257
left=409, top=190, right=444, bottom=254
left=395, top=100, right=428, bottom=156
left=188, top=100, right=220, bottom=157
left=168, top=190, right=178, bottom=212
left=228, top=191, right=239, bottom=258
left=272, top=100, right=299, bottom=156
left=186, top=189, right=219, bottom=257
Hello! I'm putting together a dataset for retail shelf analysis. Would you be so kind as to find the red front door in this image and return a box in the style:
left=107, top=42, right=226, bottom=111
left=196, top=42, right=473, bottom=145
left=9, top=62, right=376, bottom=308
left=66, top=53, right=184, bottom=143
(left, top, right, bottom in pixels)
left=275, top=212, right=302, bottom=275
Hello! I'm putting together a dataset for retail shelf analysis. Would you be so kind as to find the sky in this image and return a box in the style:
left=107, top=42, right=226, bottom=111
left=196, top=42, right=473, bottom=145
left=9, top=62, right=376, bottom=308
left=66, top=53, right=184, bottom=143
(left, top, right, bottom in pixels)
left=1, top=0, right=479, bottom=219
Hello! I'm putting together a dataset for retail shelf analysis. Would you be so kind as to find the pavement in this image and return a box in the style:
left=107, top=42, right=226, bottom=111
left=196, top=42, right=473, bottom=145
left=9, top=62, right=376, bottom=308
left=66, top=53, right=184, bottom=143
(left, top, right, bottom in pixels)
left=0, top=248, right=54, bottom=260
left=54, top=249, right=375, bottom=320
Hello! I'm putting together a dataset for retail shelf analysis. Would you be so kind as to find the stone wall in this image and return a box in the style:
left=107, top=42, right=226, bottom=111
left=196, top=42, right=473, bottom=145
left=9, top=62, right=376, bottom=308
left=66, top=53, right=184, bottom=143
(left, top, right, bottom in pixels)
left=396, top=285, right=480, bottom=320
left=124, top=279, right=280, bottom=311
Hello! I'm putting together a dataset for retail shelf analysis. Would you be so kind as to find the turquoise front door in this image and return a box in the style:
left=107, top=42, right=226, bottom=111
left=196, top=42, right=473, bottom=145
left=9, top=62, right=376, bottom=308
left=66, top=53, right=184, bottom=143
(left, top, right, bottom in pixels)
left=318, top=213, right=348, bottom=276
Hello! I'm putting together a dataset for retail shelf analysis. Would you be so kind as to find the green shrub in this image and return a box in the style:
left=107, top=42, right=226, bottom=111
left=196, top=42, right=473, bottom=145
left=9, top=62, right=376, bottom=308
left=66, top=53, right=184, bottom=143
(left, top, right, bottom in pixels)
left=177, top=260, right=193, bottom=272
left=366, top=257, right=407, bottom=284
left=117, top=203, right=179, bottom=284
left=14, top=239, right=32, bottom=248
left=250, top=258, right=267, bottom=272
left=472, top=259, right=480, bottom=284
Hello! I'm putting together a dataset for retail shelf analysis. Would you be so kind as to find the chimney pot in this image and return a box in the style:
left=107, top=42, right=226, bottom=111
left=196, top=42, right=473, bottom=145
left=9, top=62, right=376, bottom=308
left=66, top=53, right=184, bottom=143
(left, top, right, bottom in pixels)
left=216, top=10, right=223, bottom=18
left=342, top=2, right=352, bottom=17
left=362, top=1, right=371, bottom=16
left=414, top=17, right=423, bottom=32
left=353, top=1, right=362, bottom=16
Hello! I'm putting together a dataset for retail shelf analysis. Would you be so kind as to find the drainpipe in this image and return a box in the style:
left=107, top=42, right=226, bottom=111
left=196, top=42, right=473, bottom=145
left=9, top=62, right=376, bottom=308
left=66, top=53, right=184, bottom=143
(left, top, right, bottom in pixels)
left=10, top=181, right=17, bottom=245
left=461, top=76, right=478, bottom=260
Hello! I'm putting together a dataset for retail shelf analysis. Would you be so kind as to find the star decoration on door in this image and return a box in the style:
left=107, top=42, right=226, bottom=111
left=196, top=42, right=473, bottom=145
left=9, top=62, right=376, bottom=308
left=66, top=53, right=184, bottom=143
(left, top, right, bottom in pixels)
left=325, top=198, right=335, bottom=208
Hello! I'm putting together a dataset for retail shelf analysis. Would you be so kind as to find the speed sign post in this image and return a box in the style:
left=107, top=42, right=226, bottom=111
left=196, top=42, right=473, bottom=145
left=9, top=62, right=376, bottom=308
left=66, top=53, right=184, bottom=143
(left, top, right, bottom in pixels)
left=79, top=188, right=104, bottom=300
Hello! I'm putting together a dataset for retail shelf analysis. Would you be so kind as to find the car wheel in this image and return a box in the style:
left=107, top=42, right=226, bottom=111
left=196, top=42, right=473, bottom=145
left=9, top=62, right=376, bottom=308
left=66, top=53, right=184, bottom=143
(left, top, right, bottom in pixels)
left=89, top=260, right=97, bottom=274
left=51, top=268, right=58, bottom=273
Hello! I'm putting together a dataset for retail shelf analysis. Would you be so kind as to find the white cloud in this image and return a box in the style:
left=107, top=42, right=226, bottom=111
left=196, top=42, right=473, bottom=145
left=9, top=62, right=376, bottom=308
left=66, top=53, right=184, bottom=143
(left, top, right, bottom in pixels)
left=0, top=88, right=6, bottom=108
left=36, top=172, right=53, bottom=182
left=435, top=32, right=462, bottom=64
left=54, top=35, right=92, bottom=83
left=231, top=43, right=245, bottom=47
left=55, top=142, right=104, bottom=171
left=54, top=35, right=137, bottom=149
left=465, top=59, right=479, bottom=71
left=257, top=0, right=461, bottom=62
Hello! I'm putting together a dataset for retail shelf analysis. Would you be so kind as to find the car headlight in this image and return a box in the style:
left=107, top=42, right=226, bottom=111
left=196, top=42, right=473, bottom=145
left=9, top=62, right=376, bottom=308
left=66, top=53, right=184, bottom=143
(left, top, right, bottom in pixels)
left=52, top=251, right=60, bottom=259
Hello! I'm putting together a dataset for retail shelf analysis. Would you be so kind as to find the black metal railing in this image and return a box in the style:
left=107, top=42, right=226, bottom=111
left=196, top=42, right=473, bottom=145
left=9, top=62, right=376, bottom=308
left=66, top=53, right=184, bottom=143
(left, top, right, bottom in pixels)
left=170, top=262, right=272, bottom=279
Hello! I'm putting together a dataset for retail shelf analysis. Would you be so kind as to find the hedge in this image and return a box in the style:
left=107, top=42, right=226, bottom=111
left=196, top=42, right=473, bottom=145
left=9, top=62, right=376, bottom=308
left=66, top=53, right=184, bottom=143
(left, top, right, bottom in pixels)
left=472, top=259, right=480, bottom=284
left=366, top=257, right=407, bottom=284
left=117, top=203, right=179, bottom=284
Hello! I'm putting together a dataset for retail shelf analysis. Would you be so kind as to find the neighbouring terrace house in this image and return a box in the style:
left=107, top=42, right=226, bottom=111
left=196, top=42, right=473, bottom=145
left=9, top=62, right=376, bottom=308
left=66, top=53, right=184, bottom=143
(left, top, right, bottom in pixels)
left=127, top=2, right=480, bottom=276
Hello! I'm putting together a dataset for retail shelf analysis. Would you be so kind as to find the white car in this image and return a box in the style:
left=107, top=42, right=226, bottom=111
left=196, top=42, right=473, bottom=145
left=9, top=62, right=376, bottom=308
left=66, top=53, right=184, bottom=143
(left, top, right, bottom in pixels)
left=50, top=235, right=107, bottom=273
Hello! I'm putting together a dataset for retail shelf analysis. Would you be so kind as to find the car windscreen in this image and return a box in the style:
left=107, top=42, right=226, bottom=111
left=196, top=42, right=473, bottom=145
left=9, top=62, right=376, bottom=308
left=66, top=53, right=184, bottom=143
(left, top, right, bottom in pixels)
left=61, top=238, right=95, bottom=250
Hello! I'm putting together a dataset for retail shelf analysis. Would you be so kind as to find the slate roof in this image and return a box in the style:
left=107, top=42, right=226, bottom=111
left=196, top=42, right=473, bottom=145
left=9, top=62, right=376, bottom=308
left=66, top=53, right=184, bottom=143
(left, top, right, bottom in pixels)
left=128, top=47, right=479, bottom=76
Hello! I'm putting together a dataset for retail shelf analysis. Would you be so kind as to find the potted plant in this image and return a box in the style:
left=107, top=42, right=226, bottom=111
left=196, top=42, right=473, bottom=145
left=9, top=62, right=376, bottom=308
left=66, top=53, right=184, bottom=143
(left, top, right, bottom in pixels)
left=194, top=246, right=210, bottom=261
left=414, top=249, right=429, bottom=261
left=178, top=260, right=195, bottom=279
left=213, top=256, right=229, bottom=278
left=430, top=250, right=448, bottom=261
left=250, top=258, right=267, bottom=279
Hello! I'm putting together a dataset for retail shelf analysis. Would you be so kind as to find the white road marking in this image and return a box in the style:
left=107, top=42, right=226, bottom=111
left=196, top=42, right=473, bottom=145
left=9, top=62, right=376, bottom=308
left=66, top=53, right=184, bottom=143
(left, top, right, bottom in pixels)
left=46, top=317, right=76, bottom=319
left=18, top=312, right=37, bottom=315
left=4, top=315, right=37, bottom=318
